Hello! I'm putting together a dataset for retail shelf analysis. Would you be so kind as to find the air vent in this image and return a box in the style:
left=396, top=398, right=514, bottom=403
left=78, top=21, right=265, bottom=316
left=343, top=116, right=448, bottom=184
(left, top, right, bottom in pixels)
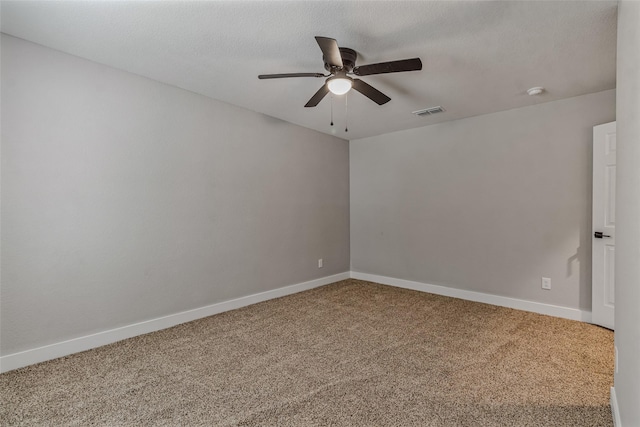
left=412, top=106, right=445, bottom=117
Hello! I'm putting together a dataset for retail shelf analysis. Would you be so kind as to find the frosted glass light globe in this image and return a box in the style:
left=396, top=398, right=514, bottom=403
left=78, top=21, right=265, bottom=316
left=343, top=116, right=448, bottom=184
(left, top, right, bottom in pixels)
left=327, top=77, right=352, bottom=95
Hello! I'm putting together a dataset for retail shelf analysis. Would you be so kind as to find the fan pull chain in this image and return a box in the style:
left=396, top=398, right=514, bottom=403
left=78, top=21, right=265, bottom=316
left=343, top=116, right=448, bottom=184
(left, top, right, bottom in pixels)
left=345, top=93, right=348, bottom=133
left=330, top=94, right=334, bottom=126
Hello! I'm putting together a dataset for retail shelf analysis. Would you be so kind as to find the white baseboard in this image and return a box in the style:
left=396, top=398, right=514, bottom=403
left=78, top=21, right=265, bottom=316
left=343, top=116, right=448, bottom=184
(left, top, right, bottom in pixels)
left=611, top=386, right=621, bottom=427
left=0, top=271, right=595, bottom=373
left=350, top=271, right=591, bottom=322
left=0, top=272, right=350, bottom=373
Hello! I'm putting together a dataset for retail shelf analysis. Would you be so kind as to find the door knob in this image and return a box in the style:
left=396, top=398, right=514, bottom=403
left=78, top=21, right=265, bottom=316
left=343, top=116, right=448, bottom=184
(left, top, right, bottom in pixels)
left=594, top=231, right=611, bottom=238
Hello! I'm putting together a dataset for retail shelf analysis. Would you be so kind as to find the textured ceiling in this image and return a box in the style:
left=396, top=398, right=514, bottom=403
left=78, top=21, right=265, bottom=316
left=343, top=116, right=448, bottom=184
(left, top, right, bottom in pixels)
left=0, top=1, right=617, bottom=140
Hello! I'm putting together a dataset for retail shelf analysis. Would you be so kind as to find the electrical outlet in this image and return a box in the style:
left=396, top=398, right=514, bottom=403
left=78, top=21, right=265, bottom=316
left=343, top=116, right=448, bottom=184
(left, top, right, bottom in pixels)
left=318, top=259, right=323, bottom=268
left=541, top=277, right=551, bottom=290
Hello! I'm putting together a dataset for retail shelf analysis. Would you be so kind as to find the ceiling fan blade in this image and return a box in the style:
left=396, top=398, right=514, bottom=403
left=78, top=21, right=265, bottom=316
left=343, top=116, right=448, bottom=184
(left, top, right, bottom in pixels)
left=352, top=58, right=422, bottom=76
left=315, top=36, right=343, bottom=68
left=352, top=79, right=391, bottom=105
left=258, top=73, right=326, bottom=79
left=304, top=84, right=330, bottom=107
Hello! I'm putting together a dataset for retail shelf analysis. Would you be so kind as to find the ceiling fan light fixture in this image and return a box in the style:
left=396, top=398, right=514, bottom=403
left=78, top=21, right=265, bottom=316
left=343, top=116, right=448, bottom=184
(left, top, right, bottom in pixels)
left=327, top=77, right=353, bottom=95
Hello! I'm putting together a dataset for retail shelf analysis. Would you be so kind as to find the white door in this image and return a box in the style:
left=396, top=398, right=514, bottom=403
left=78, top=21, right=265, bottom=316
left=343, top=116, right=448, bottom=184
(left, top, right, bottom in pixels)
left=592, top=121, right=616, bottom=330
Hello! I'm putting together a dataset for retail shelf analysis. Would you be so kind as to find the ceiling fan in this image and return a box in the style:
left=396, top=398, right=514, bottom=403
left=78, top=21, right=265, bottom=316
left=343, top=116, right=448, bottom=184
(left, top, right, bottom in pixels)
left=258, top=36, right=422, bottom=107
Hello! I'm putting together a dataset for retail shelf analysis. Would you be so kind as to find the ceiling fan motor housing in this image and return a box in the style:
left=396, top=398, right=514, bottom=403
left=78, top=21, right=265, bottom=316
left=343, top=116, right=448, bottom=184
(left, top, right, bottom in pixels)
left=324, top=47, right=357, bottom=73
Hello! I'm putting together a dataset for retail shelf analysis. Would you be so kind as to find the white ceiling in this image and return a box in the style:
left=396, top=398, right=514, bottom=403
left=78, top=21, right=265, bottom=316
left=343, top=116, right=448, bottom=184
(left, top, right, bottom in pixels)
left=1, top=1, right=617, bottom=140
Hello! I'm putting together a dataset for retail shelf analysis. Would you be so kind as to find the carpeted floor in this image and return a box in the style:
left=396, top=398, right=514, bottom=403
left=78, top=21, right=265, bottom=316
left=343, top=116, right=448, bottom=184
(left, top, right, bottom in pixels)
left=0, top=279, right=614, bottom=426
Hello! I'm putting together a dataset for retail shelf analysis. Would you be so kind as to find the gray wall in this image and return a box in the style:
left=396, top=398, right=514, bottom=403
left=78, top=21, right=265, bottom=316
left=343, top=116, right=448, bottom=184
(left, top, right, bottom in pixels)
left=351, top=90, right=615, bottom=311
left=0, top=35, right=350, bottom=356
left=614, top=2, right=640, bottom=424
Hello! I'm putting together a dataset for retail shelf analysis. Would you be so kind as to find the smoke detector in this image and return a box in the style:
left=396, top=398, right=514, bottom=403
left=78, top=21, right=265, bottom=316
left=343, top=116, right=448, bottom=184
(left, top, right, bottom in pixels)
left=527, top=87, right=545, bottom=96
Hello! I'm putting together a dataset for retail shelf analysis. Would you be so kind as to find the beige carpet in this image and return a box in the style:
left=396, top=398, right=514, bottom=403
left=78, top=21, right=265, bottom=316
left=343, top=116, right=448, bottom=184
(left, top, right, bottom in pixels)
left=0, top=279, right=614, bottom=426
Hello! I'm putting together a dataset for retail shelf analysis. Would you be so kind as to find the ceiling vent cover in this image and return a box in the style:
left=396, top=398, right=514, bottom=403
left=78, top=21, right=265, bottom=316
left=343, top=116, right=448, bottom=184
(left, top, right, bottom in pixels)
left=412, top=106, right=445, bottom=116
